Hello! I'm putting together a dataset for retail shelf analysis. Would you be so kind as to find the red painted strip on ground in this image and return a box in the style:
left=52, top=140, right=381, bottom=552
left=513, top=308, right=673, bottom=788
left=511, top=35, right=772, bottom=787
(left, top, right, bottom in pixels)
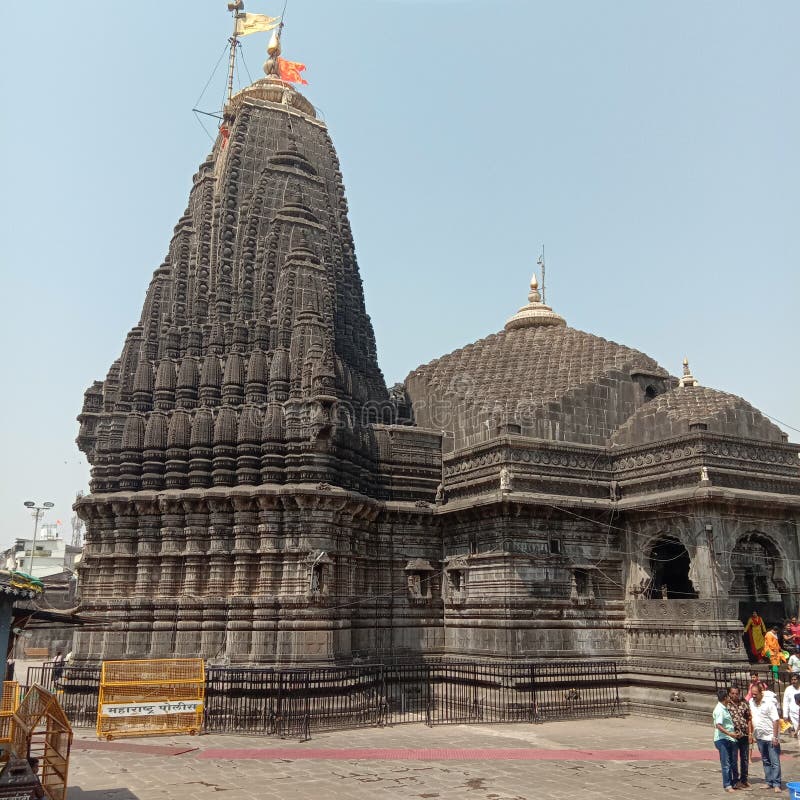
left=198, top=747, right=716, bottom=762
left=74, top=740, right=198, bottom=756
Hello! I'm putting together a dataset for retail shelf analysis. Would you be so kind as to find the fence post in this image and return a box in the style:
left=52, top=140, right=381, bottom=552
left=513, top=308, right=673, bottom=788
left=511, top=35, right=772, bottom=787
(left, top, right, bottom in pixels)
left=530, top=664, right=538, bottom=723
left=378, top=664, right=387, bottom=727
left=302, top=673, right=310, bottom=741
left=612, top=661, right=621, bottom=716
left=425, top=664, right=432, bottom=727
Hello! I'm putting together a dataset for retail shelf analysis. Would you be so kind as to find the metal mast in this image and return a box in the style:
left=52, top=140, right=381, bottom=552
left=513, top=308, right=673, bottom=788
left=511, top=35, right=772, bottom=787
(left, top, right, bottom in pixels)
left=226, top=1, right=245, bottom=104
left=537, top=245, right=546, bottom=305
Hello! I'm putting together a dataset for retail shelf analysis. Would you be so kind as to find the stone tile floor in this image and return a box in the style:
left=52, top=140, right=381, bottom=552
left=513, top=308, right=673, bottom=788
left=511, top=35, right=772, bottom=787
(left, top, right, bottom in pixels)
left=67, top=717, right=800, bottom=799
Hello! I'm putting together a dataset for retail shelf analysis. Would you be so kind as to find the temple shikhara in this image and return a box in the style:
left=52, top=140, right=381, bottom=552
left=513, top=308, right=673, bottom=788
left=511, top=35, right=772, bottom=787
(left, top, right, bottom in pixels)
left=73, top=15, right=800, bottom=701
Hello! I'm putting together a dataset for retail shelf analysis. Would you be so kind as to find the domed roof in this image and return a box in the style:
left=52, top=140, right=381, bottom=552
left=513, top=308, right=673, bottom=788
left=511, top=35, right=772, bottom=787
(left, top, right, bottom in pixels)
left=405, top=311, right=673, bottom=446
left=611, top=384, right=785, bottom=446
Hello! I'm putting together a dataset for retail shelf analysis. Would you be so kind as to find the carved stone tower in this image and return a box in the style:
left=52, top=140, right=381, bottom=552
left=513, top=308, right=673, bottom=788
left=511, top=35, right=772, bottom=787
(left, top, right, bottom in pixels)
left=74, top=74, right=401, bottom=664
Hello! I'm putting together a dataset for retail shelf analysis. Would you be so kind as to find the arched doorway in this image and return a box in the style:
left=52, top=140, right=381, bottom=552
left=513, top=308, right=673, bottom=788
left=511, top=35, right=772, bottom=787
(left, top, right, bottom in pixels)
left=731, top=533, right=787, bottom=626
left=648, top=536, right=698, bottom=599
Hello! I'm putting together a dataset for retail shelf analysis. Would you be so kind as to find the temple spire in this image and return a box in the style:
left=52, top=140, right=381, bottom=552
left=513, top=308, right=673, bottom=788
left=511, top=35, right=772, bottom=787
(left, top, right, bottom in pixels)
left=505, top=270, right=566, bottom=331
left=678, top=357, right=698, bottom=388
left=264, top=28, right=282, bottom=77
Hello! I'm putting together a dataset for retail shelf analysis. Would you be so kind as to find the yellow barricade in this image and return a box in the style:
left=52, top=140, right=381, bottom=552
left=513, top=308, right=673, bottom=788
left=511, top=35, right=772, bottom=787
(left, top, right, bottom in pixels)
left=0, top=681, right=20, bottom=743
left=96, top=659, right=205, bottom=740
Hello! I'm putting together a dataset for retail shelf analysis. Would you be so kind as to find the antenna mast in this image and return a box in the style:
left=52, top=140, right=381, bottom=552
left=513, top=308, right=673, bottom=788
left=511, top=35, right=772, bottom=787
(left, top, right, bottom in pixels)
left=537, top=245, right=546, bottom=305
left=225, top=1, right=245, bottom=104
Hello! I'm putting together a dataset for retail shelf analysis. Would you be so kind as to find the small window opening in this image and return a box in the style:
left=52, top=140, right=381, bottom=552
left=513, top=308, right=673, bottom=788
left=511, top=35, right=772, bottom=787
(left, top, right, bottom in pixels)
left=449, top=570, right=462, bottom=592
left=407, top=572, right=431, bottom=599
left=574, top=569, right=590, bottom=596
left=310, top=564, right=324, bottom=593
left=644, top=385, right=657, bottom=402
left=549, top=539, right=561, bottom=555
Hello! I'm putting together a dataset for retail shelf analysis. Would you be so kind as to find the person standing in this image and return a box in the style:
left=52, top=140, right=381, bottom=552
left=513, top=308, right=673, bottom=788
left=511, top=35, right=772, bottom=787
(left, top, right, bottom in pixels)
left=789, top=616, right=800, bottom=644
left=746, top=672, right=768, bottom=702
left=763, top=626, right=786, bottom=681
left=749, top=683, right=782, bottom=793
left=744, top=611, right=767, bottom=662
left=783, top=673, right=800, bottom=733
left=713, top=688, right=738, bottom=793
left=52, top=650, right=65, bottom=683
left=727, top=686, right=753, bottom=790
left=788, top=646, right=800, bottom=675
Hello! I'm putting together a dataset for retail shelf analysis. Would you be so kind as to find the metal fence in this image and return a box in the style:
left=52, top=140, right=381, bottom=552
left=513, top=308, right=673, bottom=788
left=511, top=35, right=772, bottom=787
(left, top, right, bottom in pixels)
left=26, top=659, right=622, bottom=739
left=25, top=663, right=101, bottom=728
left=204, top=660, right=621, bottom=738
left=714, top=664, right=790, bottom=699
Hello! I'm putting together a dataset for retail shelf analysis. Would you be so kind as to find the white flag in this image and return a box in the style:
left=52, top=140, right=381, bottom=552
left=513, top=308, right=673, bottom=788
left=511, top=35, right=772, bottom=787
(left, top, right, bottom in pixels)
left=235, top=13, right=280, bottom=37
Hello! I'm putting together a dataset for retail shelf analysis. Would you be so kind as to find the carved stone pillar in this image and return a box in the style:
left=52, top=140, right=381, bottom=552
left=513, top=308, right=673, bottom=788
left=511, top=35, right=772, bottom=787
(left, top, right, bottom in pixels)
left=126, top=598, right=154, bottom=657
left=232, top=497, right=259, bottom=595
left=149, top=599, right=178, bottom=657
left=200, top=598, right=227, bottom=660
left=249, top=596, right=279, bottom=663
left=225, top=596, right=254, bottom=663
left=206, top=500, right=234, bottom=597
left=112, top=501, right=138, bottom=599
left=182, top=499, right=209, bottom=596
left=175, top=596, right=203, bottom=657
left=158, top=499, right=186, bottom=597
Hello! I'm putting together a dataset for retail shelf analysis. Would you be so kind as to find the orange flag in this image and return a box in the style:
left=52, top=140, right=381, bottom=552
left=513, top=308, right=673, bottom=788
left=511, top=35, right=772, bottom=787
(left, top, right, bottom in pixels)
left=277, top=57, right=308, bottom=85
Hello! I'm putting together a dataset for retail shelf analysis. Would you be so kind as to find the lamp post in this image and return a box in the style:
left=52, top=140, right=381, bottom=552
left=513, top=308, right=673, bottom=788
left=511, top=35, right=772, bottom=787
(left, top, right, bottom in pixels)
left=23, top=501, right=54, bottom=577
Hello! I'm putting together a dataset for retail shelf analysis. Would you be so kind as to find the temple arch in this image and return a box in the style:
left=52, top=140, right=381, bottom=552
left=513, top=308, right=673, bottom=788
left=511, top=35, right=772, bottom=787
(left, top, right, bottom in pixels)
left=730, top=532, right=788, bottom=625
left=646, top=535, right=698, bottom=599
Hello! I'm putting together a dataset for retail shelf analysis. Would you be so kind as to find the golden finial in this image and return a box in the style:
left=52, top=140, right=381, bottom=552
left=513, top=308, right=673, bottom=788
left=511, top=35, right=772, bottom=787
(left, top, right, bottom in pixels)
left=528, top=273, right=541, bottom=304
left=678, top=357, right=698, bottom=388
left=264, top=30, right=282, bottom=76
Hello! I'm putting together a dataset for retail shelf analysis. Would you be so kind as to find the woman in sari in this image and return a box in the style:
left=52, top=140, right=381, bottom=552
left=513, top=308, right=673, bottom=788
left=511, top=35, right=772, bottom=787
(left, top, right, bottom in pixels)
left=744, top=611, right=767, bottom=662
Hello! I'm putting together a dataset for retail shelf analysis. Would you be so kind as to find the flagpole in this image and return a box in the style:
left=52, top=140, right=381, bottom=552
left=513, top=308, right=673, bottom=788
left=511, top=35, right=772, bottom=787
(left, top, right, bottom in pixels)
left=226, top=4, right=243, bottom=105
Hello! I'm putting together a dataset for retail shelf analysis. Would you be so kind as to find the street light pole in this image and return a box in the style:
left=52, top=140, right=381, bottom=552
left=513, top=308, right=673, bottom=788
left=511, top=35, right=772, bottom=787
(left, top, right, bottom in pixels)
left=23, top=501, right=54, bottom=576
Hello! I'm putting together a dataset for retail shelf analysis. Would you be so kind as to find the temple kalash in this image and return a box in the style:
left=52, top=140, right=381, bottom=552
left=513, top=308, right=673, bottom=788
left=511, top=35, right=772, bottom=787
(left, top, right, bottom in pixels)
left=73, top=9, right=800, bottom=716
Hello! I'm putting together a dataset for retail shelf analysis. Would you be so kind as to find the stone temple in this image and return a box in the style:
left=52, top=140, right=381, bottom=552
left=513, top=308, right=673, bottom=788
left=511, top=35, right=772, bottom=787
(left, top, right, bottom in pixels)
left=74, top=70, right=800, bottom=691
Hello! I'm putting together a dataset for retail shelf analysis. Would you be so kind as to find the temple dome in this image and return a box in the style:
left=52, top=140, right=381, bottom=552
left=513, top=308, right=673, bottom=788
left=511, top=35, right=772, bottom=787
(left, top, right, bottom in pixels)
left=405, top=324, right=673, bottom=447
left=611, top=385, right=786, bottom=446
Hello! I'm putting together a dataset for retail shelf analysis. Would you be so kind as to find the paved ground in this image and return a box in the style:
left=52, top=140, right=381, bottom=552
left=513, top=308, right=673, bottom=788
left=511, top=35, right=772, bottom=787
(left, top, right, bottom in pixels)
left=65, top=716, right=800, bottom=799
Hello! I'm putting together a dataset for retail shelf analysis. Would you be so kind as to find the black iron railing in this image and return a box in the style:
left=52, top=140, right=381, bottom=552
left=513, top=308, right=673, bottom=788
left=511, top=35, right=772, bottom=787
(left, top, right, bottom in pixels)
left=204, top=660, right=622, bottom=738
left=714, top=665, right=789, bottom=699
left=25, top=663, right=101, bottom=728
left=24, top=659, right=622, bottom=738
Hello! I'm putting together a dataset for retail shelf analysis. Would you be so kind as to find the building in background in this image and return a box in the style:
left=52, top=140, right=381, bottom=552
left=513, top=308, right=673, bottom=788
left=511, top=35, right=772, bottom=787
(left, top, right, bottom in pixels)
left=3, top=524, right=82, bottom=606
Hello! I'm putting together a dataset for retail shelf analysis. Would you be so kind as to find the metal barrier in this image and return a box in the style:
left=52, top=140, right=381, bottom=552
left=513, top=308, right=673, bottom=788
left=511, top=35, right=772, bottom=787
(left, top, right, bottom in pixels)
left=714, top=664, right=789, bottom=698
left=204, top=665, right=385, bottom=738
left=27, top=659, right=622, bottom=739
left=26, top=663, right=101, bottom=728
left=205, top=660, right=621, bottom=738
left=97, top=659, right=205, bottom=740
left=532, top=661, right=621, bottom=721
left=0, top=681, right=20, bottom=743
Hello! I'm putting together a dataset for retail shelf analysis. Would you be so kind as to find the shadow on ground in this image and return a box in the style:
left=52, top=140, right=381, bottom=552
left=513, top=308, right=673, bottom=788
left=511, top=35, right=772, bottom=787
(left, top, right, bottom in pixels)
left=68, top=789, right=140, bottom=799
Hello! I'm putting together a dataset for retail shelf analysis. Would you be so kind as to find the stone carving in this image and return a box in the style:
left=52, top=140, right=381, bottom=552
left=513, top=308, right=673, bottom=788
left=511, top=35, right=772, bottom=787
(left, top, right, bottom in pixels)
left=72, top=63, right=799, bottom=673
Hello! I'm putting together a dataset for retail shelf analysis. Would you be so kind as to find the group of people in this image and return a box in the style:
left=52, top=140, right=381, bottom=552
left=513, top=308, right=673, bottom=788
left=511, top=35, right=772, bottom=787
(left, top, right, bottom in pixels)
left=713, top=672, right=800, bottom=792
left=743, top=611, right=800, bottom=675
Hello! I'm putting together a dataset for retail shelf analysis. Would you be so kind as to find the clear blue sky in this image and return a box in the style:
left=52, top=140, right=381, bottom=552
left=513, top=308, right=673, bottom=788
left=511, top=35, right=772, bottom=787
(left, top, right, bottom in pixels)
left=0, top=0, right=797, bottom=549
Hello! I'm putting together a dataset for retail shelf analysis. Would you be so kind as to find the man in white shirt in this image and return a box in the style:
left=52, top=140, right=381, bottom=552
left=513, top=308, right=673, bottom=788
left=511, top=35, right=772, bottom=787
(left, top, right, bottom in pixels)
left=749, top=684, right=782, bottom=792
left=783, top=673, right=800, bottom=733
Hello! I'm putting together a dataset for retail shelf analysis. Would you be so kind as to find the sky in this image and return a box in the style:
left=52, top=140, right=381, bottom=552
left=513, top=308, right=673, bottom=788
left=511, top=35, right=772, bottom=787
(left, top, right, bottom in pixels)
left=0, top=0, right=797, bottom=550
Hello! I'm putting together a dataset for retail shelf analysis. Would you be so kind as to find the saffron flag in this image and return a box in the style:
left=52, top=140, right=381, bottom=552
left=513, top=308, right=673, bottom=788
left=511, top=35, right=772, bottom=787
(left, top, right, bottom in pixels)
left=277, top=57, right=308, bottom=85
left=235, top=13, right=280, bottom=37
